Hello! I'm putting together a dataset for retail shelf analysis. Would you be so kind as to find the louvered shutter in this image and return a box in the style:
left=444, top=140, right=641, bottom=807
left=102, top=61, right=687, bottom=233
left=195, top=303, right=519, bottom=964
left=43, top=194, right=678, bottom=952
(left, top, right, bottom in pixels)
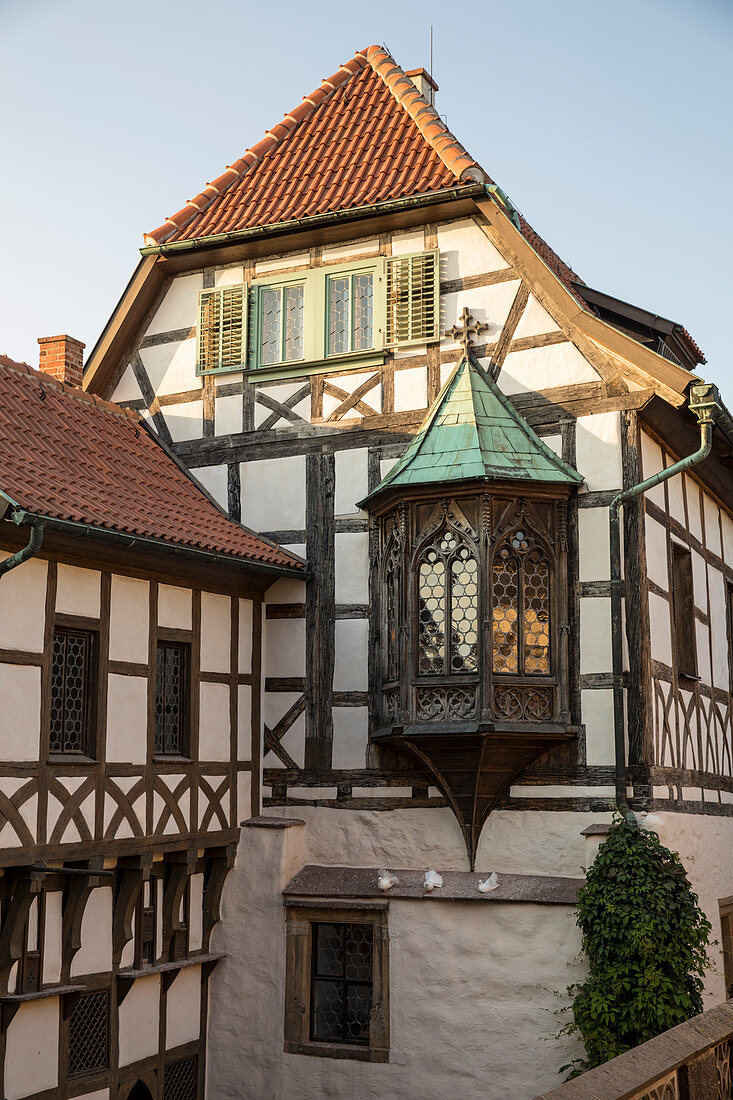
left=197, top=285, right=247, bottom=373
left=385, top=251, right=439, bottom=347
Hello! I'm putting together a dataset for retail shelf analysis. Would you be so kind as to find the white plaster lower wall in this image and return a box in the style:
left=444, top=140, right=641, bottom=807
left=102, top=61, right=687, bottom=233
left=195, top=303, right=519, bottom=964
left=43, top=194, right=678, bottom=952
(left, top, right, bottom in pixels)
left=206, top=816, right=586, bottom=1100
left=0, top=555, right=47, bottom=651
left=0, top=663, right=41, bottom=761
left=109, top=575, right=149, bottom=662
left=43, top=889, right=63, bottom=984
left=4, top=999, right=59, bottom=1098
left=71, top=887, right=113, bottom=977
left=119, top=975, right=161, bottom=1066
left=106, top=674, right=147, bottom=764
left=56, top=563, right=101, bottom=618
left=641, top=813, right=733, bottom=1005
left=166, top=965, right=201, bottom=1048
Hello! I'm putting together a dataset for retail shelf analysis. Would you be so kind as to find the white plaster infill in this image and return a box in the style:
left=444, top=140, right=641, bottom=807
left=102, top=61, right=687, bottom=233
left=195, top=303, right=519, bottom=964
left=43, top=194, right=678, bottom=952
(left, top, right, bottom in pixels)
left=283, top=865, right=583, bottom=904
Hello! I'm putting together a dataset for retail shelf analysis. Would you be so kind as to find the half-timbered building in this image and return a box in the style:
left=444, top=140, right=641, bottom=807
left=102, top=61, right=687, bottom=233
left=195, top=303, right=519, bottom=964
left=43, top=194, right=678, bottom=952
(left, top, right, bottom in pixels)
left=81, top=44, right=733, bottom=1098
left=0, top=343, right=301, bottom=1100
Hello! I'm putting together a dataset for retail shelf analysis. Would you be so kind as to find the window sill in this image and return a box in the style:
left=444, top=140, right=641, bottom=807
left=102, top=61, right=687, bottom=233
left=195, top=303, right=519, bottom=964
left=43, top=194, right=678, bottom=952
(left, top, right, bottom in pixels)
left=1, top=982, right=85, bottom=1005
left=284, top=1039, right=388, bottom=1063
left=153, top=754, right=192, bottom=764
left=198, top=349, right=386, bottom=385
left=118, top=951, right=225, bottom=981
left=48, top=754, right=98, bottom=766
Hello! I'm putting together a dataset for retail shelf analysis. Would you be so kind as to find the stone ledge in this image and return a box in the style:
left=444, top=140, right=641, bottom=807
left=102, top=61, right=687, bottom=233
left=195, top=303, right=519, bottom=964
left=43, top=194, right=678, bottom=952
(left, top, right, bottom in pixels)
left=241, top=816, right=305, bottom=829
left=283, top=865, right=583, bottom=904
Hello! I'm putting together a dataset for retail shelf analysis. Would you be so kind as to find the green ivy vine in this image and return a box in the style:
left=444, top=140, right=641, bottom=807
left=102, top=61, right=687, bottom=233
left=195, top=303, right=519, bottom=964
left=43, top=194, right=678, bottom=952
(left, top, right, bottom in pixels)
left=559, top=813, right=714, bottom=1077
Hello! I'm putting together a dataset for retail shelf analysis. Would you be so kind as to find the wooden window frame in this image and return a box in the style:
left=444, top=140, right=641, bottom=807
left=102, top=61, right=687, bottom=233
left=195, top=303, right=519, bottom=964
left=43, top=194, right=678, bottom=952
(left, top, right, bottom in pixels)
left=284, top=902, right=389, bottom=1063
left=195, top=284, right=247, bottom=376
left=19, top=890, right=45, bottom=994
left=720, top=896, right=733, bottom=1002
left=134, top=874, right=160, bottom=969
left=49, top=618, right=99, bottom=760
left=671, top=542, right=698, bottom=680
left=155, top=637, right=191, bottom=758
left=384, top=249, right=440, bottom=348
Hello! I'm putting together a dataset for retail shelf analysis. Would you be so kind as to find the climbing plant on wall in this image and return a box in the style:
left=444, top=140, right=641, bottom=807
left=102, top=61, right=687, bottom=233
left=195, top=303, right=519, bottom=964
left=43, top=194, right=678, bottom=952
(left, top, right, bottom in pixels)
left=559, top=813, right=714, bottom=1076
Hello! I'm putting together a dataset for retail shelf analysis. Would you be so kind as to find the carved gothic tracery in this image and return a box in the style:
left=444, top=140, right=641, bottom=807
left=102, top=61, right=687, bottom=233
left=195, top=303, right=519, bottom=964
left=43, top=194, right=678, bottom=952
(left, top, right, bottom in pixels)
left=376, top=490, right=570, bottom=728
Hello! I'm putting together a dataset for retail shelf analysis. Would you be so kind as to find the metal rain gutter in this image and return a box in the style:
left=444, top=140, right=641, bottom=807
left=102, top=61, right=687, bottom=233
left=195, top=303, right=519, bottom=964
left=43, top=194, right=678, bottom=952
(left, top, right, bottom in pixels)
left=0, top=520, right=44, bottom=580
left=6, top=509, right=305, bottom=580
left=140, top=184, right=486, bottom=257
left=609, top=381, right=719, bottom=810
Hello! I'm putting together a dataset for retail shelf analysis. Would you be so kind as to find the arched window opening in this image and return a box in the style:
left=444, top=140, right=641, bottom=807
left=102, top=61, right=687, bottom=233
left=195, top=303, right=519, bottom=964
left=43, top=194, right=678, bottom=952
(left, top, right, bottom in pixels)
left=492, top=528, right=551, bottom=677
left=417, top=528, right=478, bottom=677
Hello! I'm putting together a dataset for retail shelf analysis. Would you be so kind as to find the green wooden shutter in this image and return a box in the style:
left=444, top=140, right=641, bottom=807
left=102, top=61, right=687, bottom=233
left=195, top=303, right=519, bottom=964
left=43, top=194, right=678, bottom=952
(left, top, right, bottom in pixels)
left=197, top=285, right=247, bottom=374
left=385, top=251, right=439, bottom=347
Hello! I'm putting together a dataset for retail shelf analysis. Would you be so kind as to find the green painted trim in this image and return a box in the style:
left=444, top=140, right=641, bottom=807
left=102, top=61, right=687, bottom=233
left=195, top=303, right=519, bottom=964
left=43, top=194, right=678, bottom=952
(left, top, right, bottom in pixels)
left=384, top=250, right=440, bottom=349
left=195, top=283, right=248, bottom=376
left=241, top=351, right=386, bottom=386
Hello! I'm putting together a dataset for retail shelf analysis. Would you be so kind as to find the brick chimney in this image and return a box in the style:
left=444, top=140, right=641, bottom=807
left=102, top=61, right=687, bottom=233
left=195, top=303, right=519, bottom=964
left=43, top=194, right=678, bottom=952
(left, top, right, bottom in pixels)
left=406, top=68, right=438, bottom=105
left=38, top=335, right=85, bottom=387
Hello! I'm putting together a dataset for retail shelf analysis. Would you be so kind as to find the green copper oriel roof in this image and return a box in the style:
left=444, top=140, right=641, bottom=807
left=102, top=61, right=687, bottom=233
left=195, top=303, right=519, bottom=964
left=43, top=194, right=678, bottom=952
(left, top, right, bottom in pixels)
left=366, top=356, right=582, bottom=501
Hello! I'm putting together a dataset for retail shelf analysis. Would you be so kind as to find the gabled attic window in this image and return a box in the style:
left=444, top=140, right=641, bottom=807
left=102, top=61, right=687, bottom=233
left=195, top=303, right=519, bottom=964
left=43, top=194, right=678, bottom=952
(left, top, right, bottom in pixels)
left=194, top=251, right=439, bottom=378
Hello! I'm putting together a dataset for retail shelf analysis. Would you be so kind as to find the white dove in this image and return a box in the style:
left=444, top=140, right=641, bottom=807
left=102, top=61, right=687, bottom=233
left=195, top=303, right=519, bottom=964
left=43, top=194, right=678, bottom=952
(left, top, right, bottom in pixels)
left=377, top=869, right=399, bottom=891
left=478, top=872, right=499, bottom=893
left=423, top=869, right=443, bottom=892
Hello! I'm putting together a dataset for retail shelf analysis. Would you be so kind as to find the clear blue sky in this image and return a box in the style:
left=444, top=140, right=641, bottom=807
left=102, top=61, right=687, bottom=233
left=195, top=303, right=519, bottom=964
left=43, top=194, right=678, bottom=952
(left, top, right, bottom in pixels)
left=2, top=0, right=731, bottom=391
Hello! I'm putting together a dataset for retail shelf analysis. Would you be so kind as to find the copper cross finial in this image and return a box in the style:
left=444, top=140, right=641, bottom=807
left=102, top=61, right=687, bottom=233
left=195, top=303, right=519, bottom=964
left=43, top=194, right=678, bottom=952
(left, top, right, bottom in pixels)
left=445, top=307, right=488, bottom=356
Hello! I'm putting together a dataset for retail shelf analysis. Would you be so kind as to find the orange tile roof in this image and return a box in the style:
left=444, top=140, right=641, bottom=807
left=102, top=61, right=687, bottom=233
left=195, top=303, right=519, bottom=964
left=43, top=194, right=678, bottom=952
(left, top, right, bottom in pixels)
left=144, top=45, right=485, bottom=246
left=0, top=356, right=302, bottom=572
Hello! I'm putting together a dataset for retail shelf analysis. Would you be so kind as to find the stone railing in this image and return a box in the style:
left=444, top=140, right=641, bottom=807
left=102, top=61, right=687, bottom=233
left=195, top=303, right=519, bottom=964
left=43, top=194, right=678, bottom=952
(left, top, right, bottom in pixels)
left=533, top=1002, right=733, bottom=1100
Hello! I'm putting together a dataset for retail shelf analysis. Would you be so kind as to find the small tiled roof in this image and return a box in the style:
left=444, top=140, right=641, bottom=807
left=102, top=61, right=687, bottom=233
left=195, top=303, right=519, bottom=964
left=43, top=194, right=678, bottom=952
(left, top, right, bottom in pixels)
left=364, top=355, right=582, bottom=503
left=144, top=44, right=486, bottom=246
left=0, top=356, right=302, bottom=571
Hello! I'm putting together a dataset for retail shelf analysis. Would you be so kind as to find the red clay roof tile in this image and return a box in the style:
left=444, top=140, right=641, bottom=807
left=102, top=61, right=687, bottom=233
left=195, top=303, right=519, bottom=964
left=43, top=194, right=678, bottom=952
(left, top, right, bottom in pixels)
left=0, top=356, right=302, bottom=572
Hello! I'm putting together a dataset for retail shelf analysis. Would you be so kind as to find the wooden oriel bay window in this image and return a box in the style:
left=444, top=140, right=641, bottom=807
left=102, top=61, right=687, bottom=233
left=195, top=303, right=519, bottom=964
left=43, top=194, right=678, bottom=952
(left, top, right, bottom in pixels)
left=375, top=489, right=571, bottom=728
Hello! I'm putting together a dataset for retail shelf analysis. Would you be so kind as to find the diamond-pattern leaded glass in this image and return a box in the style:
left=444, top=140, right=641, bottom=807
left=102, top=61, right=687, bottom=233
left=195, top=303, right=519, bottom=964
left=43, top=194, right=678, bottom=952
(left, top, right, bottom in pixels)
left=353, top=273, right=373, bottom=350
left=311, top=922, right=373, bottom=1044
left=261, top=288, right=281, bottom=364
left=68, top=990, right=109, bottom=1077
left=155, top=642, right=189, bottom=755
left=284, top=285, right=304, bottom=361
left=50, top=628, right=94, bottom=755
left=329, top=276, right=350, bottom=355
left=164, top=1056, right=198, bottom=1100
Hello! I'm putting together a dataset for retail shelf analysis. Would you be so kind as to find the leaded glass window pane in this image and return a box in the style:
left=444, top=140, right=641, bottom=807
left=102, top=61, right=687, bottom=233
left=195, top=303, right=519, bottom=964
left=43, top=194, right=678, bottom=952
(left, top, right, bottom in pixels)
left=328, top=277, right=350, bottom=356
left=260, top=288, right=281, bottom=365
left=328, top=273, right=374, bottom=356
left=418, top=549, right=446, bottom=674
left=353, top=273, right=373, bottom=350
left=310, top=922, right=373, bottom=1044
left=49, top=628, right=95, bottom=755
left=450, top=550, right=478, bottom=673
left=284, top=285, right=304, bottom=361
left=524, top=553, right=550, bottom=673
left=155, top=642, right=189, bottom=755
left=492, top=553, right=518, bottom=673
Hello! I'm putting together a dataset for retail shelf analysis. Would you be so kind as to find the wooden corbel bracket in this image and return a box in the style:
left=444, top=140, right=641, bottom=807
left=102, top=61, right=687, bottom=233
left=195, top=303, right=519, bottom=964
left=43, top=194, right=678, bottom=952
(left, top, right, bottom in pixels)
left=202, top=843, right=236, bottom=949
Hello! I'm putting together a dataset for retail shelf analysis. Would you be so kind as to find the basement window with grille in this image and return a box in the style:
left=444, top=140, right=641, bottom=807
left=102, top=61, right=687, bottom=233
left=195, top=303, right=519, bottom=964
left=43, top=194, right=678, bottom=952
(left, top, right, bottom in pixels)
left=284, top=905, right=389, bottom=1062
left=68, top=989, right=110, bottom=1078
left=49, top=625, right=98, bottom=758
left=195, top=252, right=439, bottom=379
